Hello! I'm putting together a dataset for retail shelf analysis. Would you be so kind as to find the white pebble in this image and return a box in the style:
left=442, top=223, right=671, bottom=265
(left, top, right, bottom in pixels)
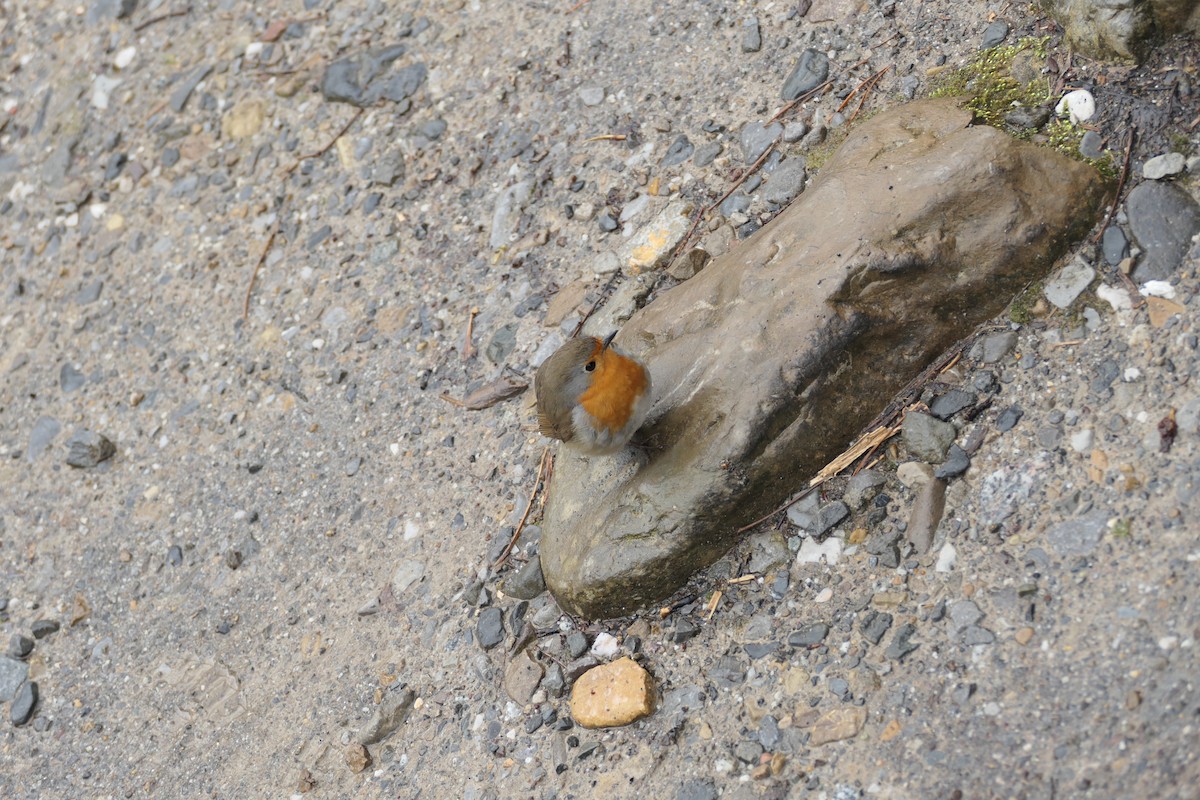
left=404, top=520, right=421, bottom=540
left=311, top=337, right=324, bottom=350
left=1096, top=283, right=1132, bottom=313
left=935, top=542, right=957, bottom=573
left=796, top=536, right=842, bottom=565
left=1123, top=367, right=1142, bottom=382
left=1070, top=428, right=1094, bottom=452
left=1139, top=280, right=1176, bottom=299
left=590, top=632, right=620, bottom=658
left=814, top=587, right=833, bottom=603
left=114, top=46, right=137, bottom=69
left=1055, top=89, right=1095, bottom=125
left=1158, top=636, right=1179, bottom=651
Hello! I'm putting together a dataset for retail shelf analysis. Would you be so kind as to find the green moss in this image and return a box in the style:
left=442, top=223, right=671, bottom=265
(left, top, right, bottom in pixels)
left=1110, top=518, right=1132, bottom=539
left=930, top=38, right=1051, bottom=128
left=802, top=126, right=849, bottom=172
left=929, top=37, right=1116, bottom=177
left=1007, top=280, right=1044, bottom=324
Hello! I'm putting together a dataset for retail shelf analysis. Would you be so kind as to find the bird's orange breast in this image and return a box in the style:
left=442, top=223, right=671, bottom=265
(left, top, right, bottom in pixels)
left=577, top=351, right=649, bottom=433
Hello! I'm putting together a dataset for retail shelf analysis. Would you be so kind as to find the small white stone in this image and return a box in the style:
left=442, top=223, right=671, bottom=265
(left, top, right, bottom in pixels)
left=589, top=632, right=620, bottom=658
left=114, top=46, right=137, bottom=69
left=1055, top=89, right=1095, bottom=125
left=935, top=542, right=957, bottom=573
left=1139, top=280, right=1176, bottom=299
left=1096, top=283, right=1132, bottom=313
left=245, top=42, right=265, bottom=59
left=1070, top=428, right=1094, bottom=452
left=814, top=587, right=833, bottom=603
left=1158, top=635, right=1179, bottom=651
left=91, top=75, right=122, bottom=110
left=796, top=536, right=842, bottom=565
left=311, top=337, right=324, bottom=350
left=404, top=520, right=421, bottom=540
left=1124, top=367, right=1142, bottom=382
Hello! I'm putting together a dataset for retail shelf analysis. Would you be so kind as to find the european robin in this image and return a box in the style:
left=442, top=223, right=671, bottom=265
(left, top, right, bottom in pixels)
left=535, top=331, right=652, bottom=454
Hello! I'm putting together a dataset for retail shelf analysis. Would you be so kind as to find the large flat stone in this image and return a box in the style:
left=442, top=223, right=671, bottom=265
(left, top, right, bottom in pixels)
left=541, top=98, right=1105, bottom=618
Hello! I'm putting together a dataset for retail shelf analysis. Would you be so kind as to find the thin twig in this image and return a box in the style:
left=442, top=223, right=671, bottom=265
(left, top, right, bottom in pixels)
left=1092, top=124, right=1135, bottom=244
left=583, top=133, right=627, bottom=143
left=134, top=6, right=190, bottom=31
left=565, top=0, right=594, bottom=12
left=838, top=64, right=891, bottom=115
left=493, top=447, right=552, bottom=568
left=243, top=216, right=280, bottom=319
left=570, top=270, right=622, bottom=337
left=283, top=107, right=364, bottom=176
left=672, top=140, right=778, bottom=261
left=462, top=307, right=480, bottom=361
left=735, top=481, right=823, bottom=535
left=849, top=65, right=891, bottom=121
left=769, top=79, right=834, bottom=123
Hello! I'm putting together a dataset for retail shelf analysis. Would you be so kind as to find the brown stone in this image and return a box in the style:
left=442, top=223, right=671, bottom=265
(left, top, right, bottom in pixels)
left=541, top=97, right=1105, bottom=618
left=906, top=477, right=947, bottom=554
left=503, top=648, right=545, bottom=706
left=344, top=742, right=371, bottom=773
left=569, top=656, right=655, bottom=728
left=808, top=706, right=867, bottom=746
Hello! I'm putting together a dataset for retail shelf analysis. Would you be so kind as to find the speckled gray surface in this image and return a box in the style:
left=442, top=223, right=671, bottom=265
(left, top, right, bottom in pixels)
left=1, top=1, right=1199, bottom=798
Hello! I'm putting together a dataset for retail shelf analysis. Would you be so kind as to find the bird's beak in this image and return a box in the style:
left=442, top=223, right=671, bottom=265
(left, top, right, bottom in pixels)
left=602, top=330, right=618, bottom=350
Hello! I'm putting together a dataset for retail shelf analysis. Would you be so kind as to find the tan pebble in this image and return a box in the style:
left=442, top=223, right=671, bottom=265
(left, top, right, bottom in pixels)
left=1014, top=627, right=1035, bottom=645
left=880, top=719, right=902, bottom=742
left=808, top=706, right=866, bottom=746
left=569, top=656, right=655, bottom=728
left=344, top=742, right=371, bottom=773
left=751, top=763, right=771, bottom=780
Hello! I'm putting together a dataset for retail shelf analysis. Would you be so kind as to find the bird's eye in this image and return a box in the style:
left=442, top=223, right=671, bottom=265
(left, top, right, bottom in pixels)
left=584, top=360, right=596, bottom=372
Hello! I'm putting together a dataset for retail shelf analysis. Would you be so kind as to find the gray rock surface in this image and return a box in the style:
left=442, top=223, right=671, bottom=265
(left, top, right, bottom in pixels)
left=542, top=98, right=1104, bottom=617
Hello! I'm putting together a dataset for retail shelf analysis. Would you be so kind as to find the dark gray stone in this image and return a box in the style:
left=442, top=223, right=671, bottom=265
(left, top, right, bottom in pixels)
left=934, top=445, right=970, bottom=479
left=1126, top=182, right=1200, bottom=281
left=661, top=135, right=695, bottom=168
left=782, top=48, right=830, bottom=100
left=788, top=622, right=829, bottom=647
left=693, top=142, right=723, bottom=167
left=763, top=157, right=806, bottom=206
left=1102, top=226, right=1130, bottom=266
left=740, top=120, right=783, bottom=164
left=86, top=0, right=137, bottom=25
left=844, top=470, right=886, bottom=509
left=947, top=600, right=983, bottom=632
left=996, top=405, right=1024, bottom=432
left=972, top=331, right=1018, bottom=363
left=1079, top=131, right=1104, bottom=160
left=76, top=279, right=104, bottom=305
left=0, top=656, right=28, bottom=702
left=741, top=17, right=762, bottom=53
left=962, top=625, right=996, bottom=645
left=476, top=607, right=504, bottom=649
left=759, top=715, right=781, bottom=749
left=30, top=620, right=59, bottom=639
left=929, top=388, right=974, bottom=420
left=503, top=555, right=546, bottom=600
left=65, top=430, right=116, bottom=468
left=734, top=739, right=764, bottom=763
left=10, top=680, right=37, bottom=726
left=744, top=641, right=781, bottom=659
left=357, top=685, right=415, bottom=744
left=566, top=630, right=589, bottom=658
left=981, top=20, right=1009, bottom=48
left=860, top=611, right=892, bottom=645
left=322, top=46, right=426, bottom=107
left=673, top=617, right=700, bottom=642
left=170, top=64, right=214, bottom=113
left=902, top=411, right=957, bottom=462
left=6, top=635, right=33, bottom=660
left=420, top=118, right=448, bottom=140
left=884, top=623, right=918, bottom=661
